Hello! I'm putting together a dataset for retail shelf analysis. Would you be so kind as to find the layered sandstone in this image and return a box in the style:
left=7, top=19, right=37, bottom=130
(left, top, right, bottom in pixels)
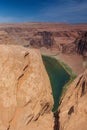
left=0, top=45, right=54, bottom=130
left=0, top=22, right=87, bottom=75
left=59, top=70, right=87, bottom=130
left=0, top=23, right=87, bottom=54
left=76, top=31, right=87, bottom=56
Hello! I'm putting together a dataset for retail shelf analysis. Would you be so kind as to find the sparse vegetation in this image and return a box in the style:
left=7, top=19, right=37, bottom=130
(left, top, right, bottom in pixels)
left=42, top=55, right=77, bottom=112
left=58, top=60, right=77, bottom=98
left=24, top=44, right=29, bottom=48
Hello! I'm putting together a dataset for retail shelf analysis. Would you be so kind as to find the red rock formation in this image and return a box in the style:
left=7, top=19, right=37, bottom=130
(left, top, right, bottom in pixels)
left=76, top=31, right=87, bottom=56
left=0, top=45, right=54, bottom=130
left=59, top=70, right=87, bottom=130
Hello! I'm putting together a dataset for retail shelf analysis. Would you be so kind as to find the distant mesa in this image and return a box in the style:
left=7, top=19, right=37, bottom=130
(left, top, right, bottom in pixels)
left=0, top=22, right=87, bottom=57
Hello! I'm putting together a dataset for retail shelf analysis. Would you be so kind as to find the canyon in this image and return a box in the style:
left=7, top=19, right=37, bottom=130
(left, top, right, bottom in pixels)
left=0, top=23, right=87, bottom=74
left=0, top=23, right=86, bottom=130
left=59, top=69, right=87, bottom=130
left=0, top=44, right=86, bottom=130
left=0, top=45, right=53, bottom=130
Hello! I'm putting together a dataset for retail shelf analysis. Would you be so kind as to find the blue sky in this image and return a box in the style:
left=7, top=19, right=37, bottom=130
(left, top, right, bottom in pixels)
left=0, top=0, right=87, bottom=23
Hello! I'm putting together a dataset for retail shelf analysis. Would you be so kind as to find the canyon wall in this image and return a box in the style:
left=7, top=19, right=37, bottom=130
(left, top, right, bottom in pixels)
left=59, top=70, right=87, bottom=130
left=0, top=45, right=54, bottom=130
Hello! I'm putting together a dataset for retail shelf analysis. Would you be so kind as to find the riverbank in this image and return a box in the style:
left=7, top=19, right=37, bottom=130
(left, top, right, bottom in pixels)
left=40, top=48, right=85, bottom=75
left=42, top=55, right=72, bottom=112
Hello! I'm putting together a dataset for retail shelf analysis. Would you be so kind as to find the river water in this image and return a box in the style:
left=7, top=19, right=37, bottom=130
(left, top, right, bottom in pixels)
left=42, top=55, right=70, bottom=112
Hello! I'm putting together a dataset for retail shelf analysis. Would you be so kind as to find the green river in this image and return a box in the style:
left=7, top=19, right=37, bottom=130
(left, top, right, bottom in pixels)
left=42, top=55, right=70, bottom=112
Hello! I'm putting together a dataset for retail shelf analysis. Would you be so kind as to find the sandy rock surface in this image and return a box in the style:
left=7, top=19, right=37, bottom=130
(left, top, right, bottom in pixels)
left=0, top=45, right=54, bottom=130
left=59, top=70, right=87, bottom=130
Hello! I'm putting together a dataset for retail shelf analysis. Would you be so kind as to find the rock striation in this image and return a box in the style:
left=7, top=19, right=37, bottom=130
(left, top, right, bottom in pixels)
left=0, top=45, right=54, bottom=130
left=59, top=69, right=87, bottom=130
left=76, top=31, right=87, bottom=56
left=30, top=31, right=55, bottom=48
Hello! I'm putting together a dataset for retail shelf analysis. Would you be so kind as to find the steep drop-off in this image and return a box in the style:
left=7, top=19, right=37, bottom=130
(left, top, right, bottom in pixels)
left=0, top=45, right=54, bottom=130
left=59, top=69, right=87, bottom=130
left=0, top=23, right=86, bottom=75
left=76, top=31, right=87, bottom=56
left=0, top=23, right=87, bottom=56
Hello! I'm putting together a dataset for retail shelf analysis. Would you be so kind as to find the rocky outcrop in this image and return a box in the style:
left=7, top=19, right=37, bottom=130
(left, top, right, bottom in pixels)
left=29, top=30, right=87, bottom=54
left=0, top=23, right=87, bottom=55
left=76, top=32, right=87, bottom=56
left=0, top=45, right=54, bottom=130
left=59, top=70, right=87, bottom=130
left=30, top=31, right=55, bottom=48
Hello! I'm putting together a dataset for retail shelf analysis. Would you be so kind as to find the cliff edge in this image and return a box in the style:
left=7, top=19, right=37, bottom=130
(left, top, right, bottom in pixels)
left=0, top=45, right=54, bottom=130
left=59, top=69, right=87, bottom=130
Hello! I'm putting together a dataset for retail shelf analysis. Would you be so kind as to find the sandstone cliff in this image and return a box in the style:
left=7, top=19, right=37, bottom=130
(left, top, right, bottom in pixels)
left=59, top=70, right=87, bottom=130
left=0, top=45, right=54, bottom=130
left=0, top=23, right=87, bottom=55
left=76, top=31, right=87, bottom=56
left=0, top=22, right=86, bottom=75
left=30, top=31, right=55, bottom=48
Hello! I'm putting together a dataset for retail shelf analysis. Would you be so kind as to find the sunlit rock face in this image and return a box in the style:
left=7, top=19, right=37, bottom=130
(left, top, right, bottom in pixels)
left=59, top=69, right=87, bottom=130
left=0, top=45, right=54, bottom=130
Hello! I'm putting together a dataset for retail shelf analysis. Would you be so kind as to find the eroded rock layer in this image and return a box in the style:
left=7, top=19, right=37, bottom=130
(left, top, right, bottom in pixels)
left=59, top=70, right=87, bottom=130
left=76, top=31, right=87, bottom=56
left=0, top=45, right=54, bottom=130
